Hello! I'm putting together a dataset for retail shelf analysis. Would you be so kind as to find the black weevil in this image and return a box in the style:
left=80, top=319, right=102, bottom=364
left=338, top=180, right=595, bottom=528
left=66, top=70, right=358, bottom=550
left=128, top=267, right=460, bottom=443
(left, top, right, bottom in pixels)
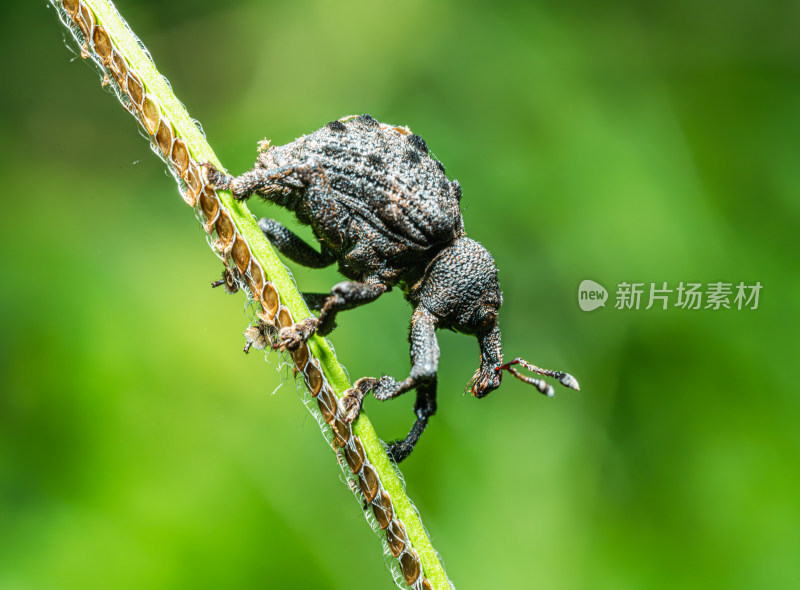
left=204, top=114, right=578, bottom=462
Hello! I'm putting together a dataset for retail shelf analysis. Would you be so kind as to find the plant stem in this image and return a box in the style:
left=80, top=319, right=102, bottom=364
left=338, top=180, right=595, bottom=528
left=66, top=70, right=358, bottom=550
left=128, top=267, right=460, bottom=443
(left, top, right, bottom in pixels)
left=51, top=1, right=452, bottom=588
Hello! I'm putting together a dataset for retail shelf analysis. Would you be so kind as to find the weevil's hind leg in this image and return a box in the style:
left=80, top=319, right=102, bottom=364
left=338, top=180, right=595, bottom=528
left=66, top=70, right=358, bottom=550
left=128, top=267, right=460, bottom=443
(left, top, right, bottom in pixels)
left=275, top=277, right=388, bottom=351
left=386, top=380, right=437, bottom=463
left=258, top=218, right=335, bottom=268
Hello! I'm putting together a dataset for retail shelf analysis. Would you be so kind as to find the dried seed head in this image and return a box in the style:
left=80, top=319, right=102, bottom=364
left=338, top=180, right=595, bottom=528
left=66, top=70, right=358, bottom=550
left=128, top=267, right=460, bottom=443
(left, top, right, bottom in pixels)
left=386, top=520, right=407, bottom=558
left=199, top=187, right=219, bottom=223
left=171, top=138, right=190, bottom=177
left=358, top=464, right=379, bottom=502
left=305, top=362, right=323, bottom=397
left=62, top=0, right=79, bottom=16
left=127, top=73, right=144, bottom=108
left=261, top=282, right=280, bottom=319
left=276, top=307, right=292, bottom=331
left=317, top=387, right=338, bottom=422
left=372, top=489, right=393, bottom=530
left=142, top=95, right=160, bottom=134
left=399, top=549, right=421, bottom=585
left=182, top=165, right=201, bottom=207
left=214, top=211, right=235, bottom=249
left=231, top=235, right=251, bottom=274
left=76, top=3, right=94, bottom=39
left=92, top=25, right=112, bottom=59
left=155, top=119, right=173, bottom=156
left=344, top=436, right=366, bottom=474
left=247, top=262, right=264, bottom=297
left=332, top=414, right=351, bottom=448
left=110, top=50, right=128, bottom=85
left=290, top=341, right=309, bottom=371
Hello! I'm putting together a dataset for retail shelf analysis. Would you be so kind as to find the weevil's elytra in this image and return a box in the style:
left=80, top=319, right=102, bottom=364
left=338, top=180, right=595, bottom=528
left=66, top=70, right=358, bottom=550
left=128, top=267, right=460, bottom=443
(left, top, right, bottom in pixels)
left=204, top=114, right=579, bottom=462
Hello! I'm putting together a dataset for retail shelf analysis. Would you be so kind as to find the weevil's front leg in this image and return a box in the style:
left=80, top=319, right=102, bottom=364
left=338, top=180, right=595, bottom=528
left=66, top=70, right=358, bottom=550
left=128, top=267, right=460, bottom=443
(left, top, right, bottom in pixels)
left=371, top=306, right=440, bottom=401
left=258, top=218, right=335, bottom=269
left=341, top=306, right=440, bottom=462
left=276, top=278, right=388, bottom=351
left=202, top=160, right=321, bottom=202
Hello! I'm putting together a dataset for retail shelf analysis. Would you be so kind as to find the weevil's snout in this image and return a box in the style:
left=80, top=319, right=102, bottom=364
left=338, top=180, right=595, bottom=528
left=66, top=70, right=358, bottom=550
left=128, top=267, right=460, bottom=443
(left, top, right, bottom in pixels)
left=467, top=323, right=504, bottom=398
left=469, top=361, right=503, bottom=398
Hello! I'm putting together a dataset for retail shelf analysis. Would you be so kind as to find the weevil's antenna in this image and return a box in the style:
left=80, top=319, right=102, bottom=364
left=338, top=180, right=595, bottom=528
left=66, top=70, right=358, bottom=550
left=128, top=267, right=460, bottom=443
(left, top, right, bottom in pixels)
left=496, top=357, right=580, bottom=397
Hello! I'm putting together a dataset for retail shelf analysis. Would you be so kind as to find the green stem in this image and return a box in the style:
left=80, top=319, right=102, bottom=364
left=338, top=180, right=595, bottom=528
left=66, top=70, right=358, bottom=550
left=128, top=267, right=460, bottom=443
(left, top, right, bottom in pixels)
left=51, top=1, right=451, bottom=588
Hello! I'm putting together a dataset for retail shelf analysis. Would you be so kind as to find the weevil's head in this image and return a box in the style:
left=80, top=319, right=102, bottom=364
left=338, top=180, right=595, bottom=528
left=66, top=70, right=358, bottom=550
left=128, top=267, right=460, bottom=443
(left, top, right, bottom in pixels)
left=413, top=237, right=504, bottom=397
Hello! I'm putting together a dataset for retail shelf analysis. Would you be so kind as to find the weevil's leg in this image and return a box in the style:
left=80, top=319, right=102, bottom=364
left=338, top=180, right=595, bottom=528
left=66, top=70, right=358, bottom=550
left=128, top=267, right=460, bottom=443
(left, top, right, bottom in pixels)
left=342, top=307, right=440, bottom=461
left=301, top=292, right=331, bottom=312
left=352, top=307, right=440, bottom=462
left=371, top=306, right=440, bottom=401
left=258, top=218, right=335, bottom=268
left=202, top=160, right=321, bottom=202
left=340, top=377, right=379, bottom=423
left=275, top=277, right=388, bottom=351
left=386, top=380, right=437, bottom=463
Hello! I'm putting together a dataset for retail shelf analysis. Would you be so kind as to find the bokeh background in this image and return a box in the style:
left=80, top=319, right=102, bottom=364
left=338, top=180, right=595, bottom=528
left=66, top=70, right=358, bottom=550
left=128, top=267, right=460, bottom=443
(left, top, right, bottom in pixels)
left=2, top=1, right=799, bottom=588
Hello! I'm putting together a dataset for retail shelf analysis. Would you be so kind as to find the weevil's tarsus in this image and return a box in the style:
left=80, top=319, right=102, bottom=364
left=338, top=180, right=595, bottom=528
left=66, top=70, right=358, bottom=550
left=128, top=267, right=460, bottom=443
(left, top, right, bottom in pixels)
left=275, top=279, right=388, bottom=351
left=386, top=379, right=437, bottom=463
left=341, top=377, right=379, bottom=423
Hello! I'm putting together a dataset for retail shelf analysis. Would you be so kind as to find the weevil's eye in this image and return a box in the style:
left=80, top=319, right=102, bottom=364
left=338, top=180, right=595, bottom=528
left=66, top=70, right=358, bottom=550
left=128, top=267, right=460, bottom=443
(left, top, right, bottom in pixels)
left=479, top=311, right=497, bottom=331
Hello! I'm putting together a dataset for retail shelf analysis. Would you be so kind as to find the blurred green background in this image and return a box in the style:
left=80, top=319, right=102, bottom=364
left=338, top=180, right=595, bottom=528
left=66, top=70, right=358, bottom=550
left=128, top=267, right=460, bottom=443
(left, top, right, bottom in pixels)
left=2, top=1, right=799, bottom=588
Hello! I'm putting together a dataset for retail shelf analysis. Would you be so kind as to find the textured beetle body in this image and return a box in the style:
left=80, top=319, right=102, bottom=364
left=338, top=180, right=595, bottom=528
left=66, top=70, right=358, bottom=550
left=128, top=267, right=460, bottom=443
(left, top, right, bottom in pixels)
left=205, top=114, right=578, bottom=462
left=241, top=114, right=463, bottom=285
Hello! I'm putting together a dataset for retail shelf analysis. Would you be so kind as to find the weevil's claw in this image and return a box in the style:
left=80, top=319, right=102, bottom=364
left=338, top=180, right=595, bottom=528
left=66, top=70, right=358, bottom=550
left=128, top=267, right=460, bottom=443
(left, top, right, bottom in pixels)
left=386, top=439, right=413, bottom=463
left=201, top=161, right=232, bottom=191
left=275, top=317, right=317, bottom=351
left=340, top=377, right=378, bottom=422
left=340, top=391, right=363, bottom=423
